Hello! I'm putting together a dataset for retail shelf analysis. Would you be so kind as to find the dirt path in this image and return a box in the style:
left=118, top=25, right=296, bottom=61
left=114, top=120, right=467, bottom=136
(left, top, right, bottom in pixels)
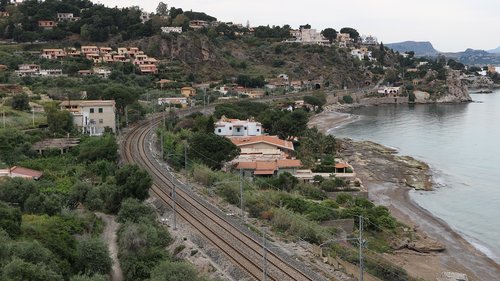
left=96, top=213, right=123, bottom=281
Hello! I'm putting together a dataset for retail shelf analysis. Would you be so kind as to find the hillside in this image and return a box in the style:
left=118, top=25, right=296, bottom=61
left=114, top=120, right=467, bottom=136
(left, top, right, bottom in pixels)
left=487, top=46, right=500, bottom=54
left=386, top=41, right=439, bottom=56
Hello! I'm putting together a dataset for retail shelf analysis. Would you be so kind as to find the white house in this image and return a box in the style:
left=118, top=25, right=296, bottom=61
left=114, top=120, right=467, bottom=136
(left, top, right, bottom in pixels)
left=158, top=97, right=188, bottom=108
left=351, top=48, right=372, bottom=60
left=161, top=27, right=183, bottom=34
left=288, top=28, right=329, bottom=44
left=378, top=86, right=401, bottom=95
left=215, top=116, right=262, bottom=137
left=57, top=13, right=80, bottom=22
left=60, top=100, right=116, bottom=136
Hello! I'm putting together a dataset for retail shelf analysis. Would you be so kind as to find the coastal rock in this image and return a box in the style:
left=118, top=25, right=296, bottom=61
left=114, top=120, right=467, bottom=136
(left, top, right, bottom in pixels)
left=462, top=74, right=494, bottom=90
left=391, top=237, right=445, bottom=253
left=436, top=70, right=472, bottom=103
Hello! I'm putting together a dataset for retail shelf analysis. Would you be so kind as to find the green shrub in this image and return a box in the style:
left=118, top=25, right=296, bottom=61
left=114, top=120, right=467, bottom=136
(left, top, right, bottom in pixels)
left=342, top=95, right=354, bottom=104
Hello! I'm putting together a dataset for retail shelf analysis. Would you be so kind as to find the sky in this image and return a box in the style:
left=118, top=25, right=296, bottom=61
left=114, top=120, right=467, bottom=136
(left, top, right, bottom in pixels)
left=97, top=0, right=500, bottom=52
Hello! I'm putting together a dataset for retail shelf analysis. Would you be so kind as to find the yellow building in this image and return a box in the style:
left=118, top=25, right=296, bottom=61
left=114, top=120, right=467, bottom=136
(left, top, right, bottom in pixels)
left=60, top=100, right=116, bottom=136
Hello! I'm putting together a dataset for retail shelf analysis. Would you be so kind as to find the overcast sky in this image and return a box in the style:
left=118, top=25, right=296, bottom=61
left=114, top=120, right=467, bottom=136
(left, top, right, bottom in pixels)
left=97, top=0, right=499, bottom=52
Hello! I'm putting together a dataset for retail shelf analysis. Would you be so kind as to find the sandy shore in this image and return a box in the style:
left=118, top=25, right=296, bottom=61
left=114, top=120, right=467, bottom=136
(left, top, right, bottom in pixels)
left=309, top=110, right=500, bottom=281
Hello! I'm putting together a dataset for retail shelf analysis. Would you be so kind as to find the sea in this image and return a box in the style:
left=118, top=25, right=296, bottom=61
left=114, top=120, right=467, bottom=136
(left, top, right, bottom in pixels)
left=329, top=91, right=500, bottom=263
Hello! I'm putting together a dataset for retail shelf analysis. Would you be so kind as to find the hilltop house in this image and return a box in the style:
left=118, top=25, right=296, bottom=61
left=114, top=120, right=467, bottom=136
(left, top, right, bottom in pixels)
left=162, top=27, right=183, bottom=34
left=378, top=86, right=401, bottom=95
left=38, top=20, right=56, bottom=29
left=60, top=100, right=116, bottom=136
left=215, top=116, right=263, bottom=137
left=57, top=13, right=80, bottom=22
left=41, top=49, right=66, bottom=60
left=138, top=64, right=158, bottom=74
left=15, top=64, right=40, bottom=77
left=158, top=97, right=188, bottom=108
left=81, top=46, right=99, bottom=55
left=288, top=28, right=329, bottom=45
left=351, top=48, right=373, bottom=61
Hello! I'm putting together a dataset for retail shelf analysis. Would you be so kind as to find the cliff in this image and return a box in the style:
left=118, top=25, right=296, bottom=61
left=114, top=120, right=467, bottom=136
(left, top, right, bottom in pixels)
left=437, top=70, right=472, bottom=103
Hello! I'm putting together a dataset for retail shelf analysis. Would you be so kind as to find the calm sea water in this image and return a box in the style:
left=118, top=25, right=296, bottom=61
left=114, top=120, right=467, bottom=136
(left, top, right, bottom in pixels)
left=330, top=92, right=500, bottom=262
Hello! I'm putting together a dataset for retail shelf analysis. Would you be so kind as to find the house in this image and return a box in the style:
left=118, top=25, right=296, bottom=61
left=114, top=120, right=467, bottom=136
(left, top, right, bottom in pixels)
left=235, top=159, right=302, bottom=177
left=93, top=68, right=111, bottom=78
left=38, top=20, right=56, bottom=29
left=81, top=46, right=99, bottom=55
left=57, top=13, right=80, bottom=22
left=102, top=54, right=114, bottom=63
left=60, top=100, right=116, bottom=136
left=351, top=48, right=372, bottom=61
left=127, top=47, right=140, bottom=57
left=487, top=65, right=497, bottom=74
left=41, top=49, right=66, bottom=60
left=38, top=69, right=63, bottom=77
left=65, top=48, right=81, bottom=57
left=242, top=89, right=265, bottom=99
left=437, top=272, right=468, bottom=281
left=138, top=64, right=158, bottom=74
left=15, top=64, right=40, bottom=77
left=181, top=86, right=196, bottom=97
left=229, top=135, right=295, bottom=158
left=162, top=27, right=183, bottom=34
left=99, top=47, right=113, bottom=54
left=288, top=28, right=329, bottom=45
left=133, top=54, right=148, bottom=65
left=189, top=20, right=209, bottom=29
left=117, top=48, right=128, bottom=55
left=378, top=86, right=401, bottom=95
left=158, top=97, right=188, bottom=108
left=78, top=70, right=92, bottom=76
left=215, top=116, right=263, bottom=137
left=157, top=79, right=177, bottom=89
left=113, top=54, right=128, bottom=62
left=140, top=11, right=150, bottom=23
left=0, top=166, right=43, bottom=180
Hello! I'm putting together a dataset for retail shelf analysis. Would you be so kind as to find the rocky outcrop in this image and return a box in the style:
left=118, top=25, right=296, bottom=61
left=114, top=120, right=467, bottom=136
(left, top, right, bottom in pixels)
left=436, top=70, right=472, bottom=103
left=391, top=235, right=446, bottom=253
left=462, top=75, right=494, bottom=90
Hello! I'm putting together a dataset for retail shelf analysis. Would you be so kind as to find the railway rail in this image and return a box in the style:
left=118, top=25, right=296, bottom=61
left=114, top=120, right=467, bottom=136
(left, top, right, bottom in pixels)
left=121, top=109, right=328, bottom=281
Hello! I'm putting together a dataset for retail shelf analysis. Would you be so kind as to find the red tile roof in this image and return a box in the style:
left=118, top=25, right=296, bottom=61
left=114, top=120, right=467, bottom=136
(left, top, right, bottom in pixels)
left=335, top=163, right=350, bottom=169
left=10, top=166, right=43, bottom=179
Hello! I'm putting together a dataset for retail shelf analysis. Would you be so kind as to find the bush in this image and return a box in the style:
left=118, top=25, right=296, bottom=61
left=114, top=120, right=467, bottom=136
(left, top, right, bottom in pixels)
left=75, top=237, right=112, bottom=276
left=0, top=201, right=22, bottom=238
left=117, top=198, right=156, bottom=223
left=342, top=95, right=354, bottom=104
left=115, top=164, right=152, bottom=201
left=78, top=135, right=118, bottom=163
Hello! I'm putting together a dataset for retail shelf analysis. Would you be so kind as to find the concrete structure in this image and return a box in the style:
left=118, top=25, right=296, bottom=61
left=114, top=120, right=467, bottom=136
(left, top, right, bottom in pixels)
left=38, top=20, right=56, bottom=29
left=0, top=166, right=43, bottom=180
left=437, top=272, right=468, bottom=281
left=162, top=27, right=183, bottom=34
left=158, top=97, right=188, bottom=108
left=15, top=64, right=40, bottom=77
left=60, top=100, right=116, bottom=136
left=41, top=49, right=66, bottom=59
left=38, top=69, right=63, bottom=77
left=189, top=20, right=209, bottom=29
left=81, top=46, right=99, bottom=55
left=215, top=116, right=263, bottom=137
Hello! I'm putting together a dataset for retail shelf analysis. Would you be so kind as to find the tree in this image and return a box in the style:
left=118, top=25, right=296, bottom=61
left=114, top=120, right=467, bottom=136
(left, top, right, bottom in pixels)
left=147, top=261, right=199, bottom=281
left=117, top=198, right=156, bottom=223
left=70, top=275, right=107, bottom=281
left=340, top=27, right=359, bottom=42
left=11, top=93, right=30, bottom=111
left=188, top=132, right=240, bottom=169
left=205, top=115, right=215, bottom=134
left=0, top=177, right=37, bottom=210
left=78, top=134, right=118, bottom=163
left=47, top=108, right=74, bottom=134
left=115, top=164, right=152, bottom=200
left=24, top=193, right=62, bottom=216
left=303, top=94, right=326, bottom=110
left=0, top=201, right=22, bottom=238
left=1, top=258, right=63, bottom=281
left=321, top=28, right=337, bottom=43
left=75, top=237, right=112, bottom=276
left=156, top=2, right=168, bottom=16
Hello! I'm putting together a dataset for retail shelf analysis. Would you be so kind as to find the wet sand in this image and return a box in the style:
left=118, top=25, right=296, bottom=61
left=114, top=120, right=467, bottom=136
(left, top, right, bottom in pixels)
left=309, top=110, right=500, bottom=281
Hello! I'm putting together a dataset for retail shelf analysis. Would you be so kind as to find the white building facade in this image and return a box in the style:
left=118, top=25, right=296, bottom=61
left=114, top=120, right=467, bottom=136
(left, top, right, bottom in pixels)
left=215, top=116, right=262, bottom=137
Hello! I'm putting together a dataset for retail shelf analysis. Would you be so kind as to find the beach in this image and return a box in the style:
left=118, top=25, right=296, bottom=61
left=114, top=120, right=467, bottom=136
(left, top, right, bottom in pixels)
left=310, top=110, right=500, bottom=280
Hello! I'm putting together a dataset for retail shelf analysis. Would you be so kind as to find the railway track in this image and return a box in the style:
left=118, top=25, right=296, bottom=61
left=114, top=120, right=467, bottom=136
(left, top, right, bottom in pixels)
left=121, top=111, right=328, bottom=281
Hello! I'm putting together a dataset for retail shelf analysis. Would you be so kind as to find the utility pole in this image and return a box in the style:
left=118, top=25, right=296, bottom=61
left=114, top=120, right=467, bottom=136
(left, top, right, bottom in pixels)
left=239, top=169, right=244, bottom=217
left=2, top=109, right=5, bottom=128
left=359, top=216, right=364, bottom=281
left=32, top=108, right=35, bottom=127
left=262, top=227, right=268, bottom=281
left=184, top=142, right=188, bottom=186
left=160, top=131, right=164, bottom=159
left=172, top=170, right=177, bottom=230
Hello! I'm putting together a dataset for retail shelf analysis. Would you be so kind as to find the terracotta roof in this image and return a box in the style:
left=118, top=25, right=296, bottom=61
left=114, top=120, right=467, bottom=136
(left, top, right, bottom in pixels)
left=10, top=166, right=43, bottom=179
left=229, top=136, right=294, bottom=151
left=335, top=163, right=349, bottom=169
left=277, top=159, right=302, bottom=168
left=254, top=170, right=275, bottom=175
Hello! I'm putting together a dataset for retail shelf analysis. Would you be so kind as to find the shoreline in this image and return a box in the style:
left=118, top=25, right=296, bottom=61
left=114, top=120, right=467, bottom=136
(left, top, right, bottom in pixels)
left=309, top=109, right=500, bottom=280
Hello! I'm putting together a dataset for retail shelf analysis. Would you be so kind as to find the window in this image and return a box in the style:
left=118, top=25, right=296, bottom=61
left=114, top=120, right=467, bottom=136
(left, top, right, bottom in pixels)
left=257, top=129, right=260, bottom=132
left=89, top=108, right=94, bottom=113
left=236, top=128, right=241, bottom=132
left=244, top=127, right=247, bottom=130
left=99, top=119, right=103, bottom=124
left=218, top=129, right=221, bottom=133
left=89, top=119, right=95, bottom=124
left=98, top=108, right=103, bottom=113
left=229, top=127, right=232, bottom=130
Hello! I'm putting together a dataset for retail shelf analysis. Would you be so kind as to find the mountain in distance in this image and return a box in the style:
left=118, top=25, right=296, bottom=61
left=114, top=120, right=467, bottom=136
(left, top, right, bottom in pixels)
left=385, top=41, right=439, bottom=56
left=487, top=46, right=500, bottom=54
